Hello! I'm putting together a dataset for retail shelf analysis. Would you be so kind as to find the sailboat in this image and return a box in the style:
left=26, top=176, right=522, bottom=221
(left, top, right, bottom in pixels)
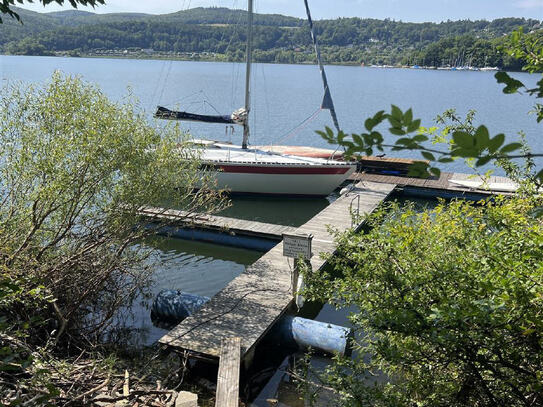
left=155, top=0, right=356, bottom=197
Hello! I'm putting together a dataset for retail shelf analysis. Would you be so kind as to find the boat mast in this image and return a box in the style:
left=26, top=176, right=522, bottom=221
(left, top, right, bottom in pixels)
left=242, top=0, right=254, bottom=149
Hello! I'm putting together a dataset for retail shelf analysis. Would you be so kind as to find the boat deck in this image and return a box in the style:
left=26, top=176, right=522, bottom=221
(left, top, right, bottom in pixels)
left=199, top=143, right=355, bottom=167
left=159, top=181, right=396, bottom=360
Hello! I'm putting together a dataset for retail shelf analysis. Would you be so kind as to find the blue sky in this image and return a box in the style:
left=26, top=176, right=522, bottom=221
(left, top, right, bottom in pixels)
left=19, top=0, right=543, bottom=22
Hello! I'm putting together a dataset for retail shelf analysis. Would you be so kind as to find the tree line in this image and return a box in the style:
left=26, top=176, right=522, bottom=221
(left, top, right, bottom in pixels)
left=1, top=7, right=541, bottom=69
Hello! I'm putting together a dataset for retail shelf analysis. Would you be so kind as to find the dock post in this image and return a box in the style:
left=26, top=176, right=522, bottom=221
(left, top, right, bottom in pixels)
left=215, top=337, right=241, bottom=407
left=292, top=258, right=311, bottom=308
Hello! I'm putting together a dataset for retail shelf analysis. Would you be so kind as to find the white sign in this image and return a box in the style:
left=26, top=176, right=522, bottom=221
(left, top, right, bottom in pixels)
left=283, top=233, right=313, bottom=259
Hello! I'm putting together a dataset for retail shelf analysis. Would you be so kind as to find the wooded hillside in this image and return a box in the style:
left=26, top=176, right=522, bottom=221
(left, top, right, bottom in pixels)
left=1, top=7, right=541, bottom=69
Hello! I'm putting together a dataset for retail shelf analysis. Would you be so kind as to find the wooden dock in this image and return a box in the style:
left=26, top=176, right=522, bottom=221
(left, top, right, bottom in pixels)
left=138, top=206, right=297, bottom=240
left=215, top=337, right=241, bottom=407
left=352, top=171, right=516, bottom=196
left=159, top=181, right=396, bottom=360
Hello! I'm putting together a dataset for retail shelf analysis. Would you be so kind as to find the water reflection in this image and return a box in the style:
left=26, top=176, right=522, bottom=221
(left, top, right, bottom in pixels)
left=122, top=236, right=262, bottom=347
left=219, top=196, right=333, bottom=227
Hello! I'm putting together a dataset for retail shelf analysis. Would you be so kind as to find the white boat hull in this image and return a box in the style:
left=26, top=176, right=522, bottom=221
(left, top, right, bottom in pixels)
left=209, top=167, right=355, bottom=197
left=195, top=142, right=356, bottom=197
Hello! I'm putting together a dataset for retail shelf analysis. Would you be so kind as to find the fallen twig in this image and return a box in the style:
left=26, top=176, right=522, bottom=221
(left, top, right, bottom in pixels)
left=92, top=389, right=174, bottom=403
left=64, top=375, right=111, bottom=406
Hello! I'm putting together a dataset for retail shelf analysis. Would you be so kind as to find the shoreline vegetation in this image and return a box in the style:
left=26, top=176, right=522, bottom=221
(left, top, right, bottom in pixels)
left=1, top=7, right=542, bottom=72
left=0, top=51, right=510, bottom=72
left=0, top=73, right=226, bottom=406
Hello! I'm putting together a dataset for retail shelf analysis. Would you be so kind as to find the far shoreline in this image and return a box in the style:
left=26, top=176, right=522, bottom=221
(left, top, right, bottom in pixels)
left=1, top=53, right=525, bottom=73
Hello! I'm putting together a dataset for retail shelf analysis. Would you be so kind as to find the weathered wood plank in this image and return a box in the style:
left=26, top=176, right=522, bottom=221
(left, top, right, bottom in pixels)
left=138, top=206, right=297, bottom=239
left=159, top=182, right=396, bottom=359
left=351, top=171, right=514, bottom=197
left=215, top=337, right=241, bottom=407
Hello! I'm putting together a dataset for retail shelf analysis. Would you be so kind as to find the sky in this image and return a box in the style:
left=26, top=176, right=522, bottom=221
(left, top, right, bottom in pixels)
left=18, top=0, right=543, bottom=22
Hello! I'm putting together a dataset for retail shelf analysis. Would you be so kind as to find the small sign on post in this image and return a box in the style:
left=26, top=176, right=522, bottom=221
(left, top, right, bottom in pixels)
left=282, top=233, right=313, bottom=301
left=282, top=233, right=313, bottom=260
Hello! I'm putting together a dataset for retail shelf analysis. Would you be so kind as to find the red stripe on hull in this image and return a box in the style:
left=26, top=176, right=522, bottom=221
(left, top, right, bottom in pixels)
left=216, top=165, right=350, bottom=175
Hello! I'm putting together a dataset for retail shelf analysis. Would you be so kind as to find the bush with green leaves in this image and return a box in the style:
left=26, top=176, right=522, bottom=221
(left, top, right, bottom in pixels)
left=0, top=72, right=222, bottom=404
left=301, top=27, right=543, bottom=407
left=301, top=194, right=543, bottom=406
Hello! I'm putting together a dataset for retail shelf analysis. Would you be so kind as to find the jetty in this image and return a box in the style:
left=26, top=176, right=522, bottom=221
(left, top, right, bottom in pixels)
left=138, top=206, right=297, bottom=251
left=159, top=181, right=396, bottom=361
left=353, top=171, right=517, bottom=199
left=139, top=206, right=297, bottom=240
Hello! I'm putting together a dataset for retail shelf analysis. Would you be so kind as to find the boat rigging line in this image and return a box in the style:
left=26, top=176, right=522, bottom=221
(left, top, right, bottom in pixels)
left=270, top=107, right=323, bottom=148
left=150, top=0, right=195, bottom=112
left=157, top=59, right=175, bottom=107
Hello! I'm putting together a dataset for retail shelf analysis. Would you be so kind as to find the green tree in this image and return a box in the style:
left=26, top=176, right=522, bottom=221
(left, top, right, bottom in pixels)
left=301, top=194, right=543, bottom=406
left=0, top=72, right=222, bottom=404
left=5, top=36, right=49, bottom=54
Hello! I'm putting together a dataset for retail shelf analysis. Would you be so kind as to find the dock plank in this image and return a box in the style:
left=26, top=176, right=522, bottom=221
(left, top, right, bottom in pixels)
left=351, top=171, right=515, bottom=196
left=138, top=207, right=297, bottom=240
left=159, top=181, right=396, bottom=359
left=215, top=337, right=241, bottom=407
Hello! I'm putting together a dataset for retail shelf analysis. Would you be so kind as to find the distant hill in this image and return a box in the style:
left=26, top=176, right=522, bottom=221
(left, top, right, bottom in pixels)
left=44, top=9, right=151, bottom=26
left=47, top=10, right=96, bottom=18
left=154, top=7, right=302, bottom=27
left=1, top=7, right=541, bottom=69
left=3, top=6, right=301, bottom=29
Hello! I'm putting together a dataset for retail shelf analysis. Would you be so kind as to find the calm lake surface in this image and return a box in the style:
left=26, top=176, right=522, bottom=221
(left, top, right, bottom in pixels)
left=1, top=55, right=537, bottom=403
left=126, top=237, right=262, bottom=347
left=1, top=55, right=541, bottom=175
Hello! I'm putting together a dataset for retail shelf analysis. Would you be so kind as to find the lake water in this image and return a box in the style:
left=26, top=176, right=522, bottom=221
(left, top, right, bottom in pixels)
left=1, top=55, right=538, bottom=404
left=1, top=55, right=541, bottom=175
left=125, top=236, right=262, bottom=347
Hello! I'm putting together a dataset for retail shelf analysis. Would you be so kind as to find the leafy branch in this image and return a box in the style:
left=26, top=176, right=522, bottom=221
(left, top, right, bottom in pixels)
left=319, top=28, right=543, bottom=184
left=0, top=0, right=105, bottom=23
left=318, top=106, right=542, bottom=181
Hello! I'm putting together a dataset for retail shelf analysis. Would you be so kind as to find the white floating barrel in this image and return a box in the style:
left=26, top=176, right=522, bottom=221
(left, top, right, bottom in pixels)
left=152, top=290, right=352, bottom=356
left=275, top=315, right=353, bottom=356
